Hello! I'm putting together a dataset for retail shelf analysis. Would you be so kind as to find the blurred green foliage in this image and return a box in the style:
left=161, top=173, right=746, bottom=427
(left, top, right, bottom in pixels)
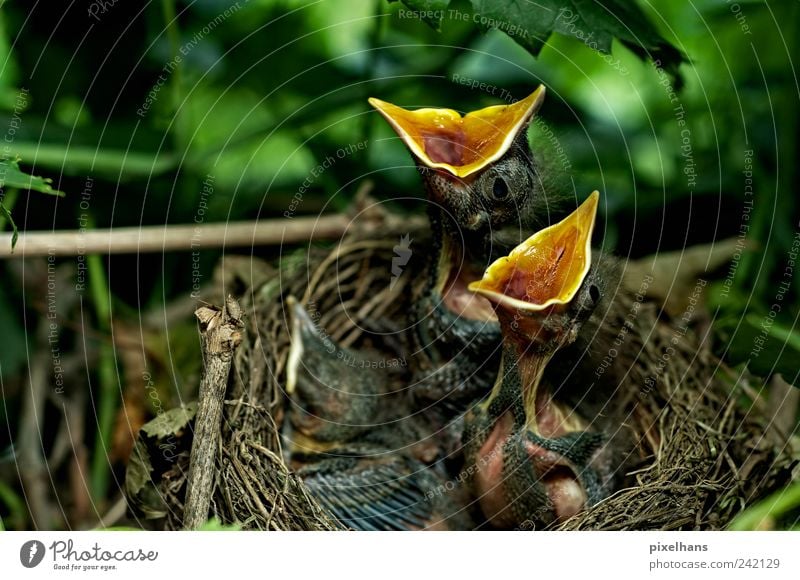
left=0, top=0, right=797, bottom=527
left=729, top=479, right=800, bottom=531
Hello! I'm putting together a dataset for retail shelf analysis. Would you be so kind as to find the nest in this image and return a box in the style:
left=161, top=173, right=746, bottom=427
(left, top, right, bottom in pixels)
left=125, top=209, right=794, bottom=531
left=560, top=294, right=793, bottom=530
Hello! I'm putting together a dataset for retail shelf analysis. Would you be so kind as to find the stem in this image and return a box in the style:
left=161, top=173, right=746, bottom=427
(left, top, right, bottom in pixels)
left=0, top=187, right=19, bottom=230
left=87, top=215, right=118, bottom=503
left=0, top=213, right=425, bottom=258
left=162, top=0, right=189, bottom=149
left=0, top=187, right=19, bottom=247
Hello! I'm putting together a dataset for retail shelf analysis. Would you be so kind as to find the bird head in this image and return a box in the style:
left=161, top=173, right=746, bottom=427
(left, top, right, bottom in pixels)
left=369, top=88, right=548, bottom=330
left=368, top=86, right=545, bottom=239
left=468, top=190, right=601, bottom=352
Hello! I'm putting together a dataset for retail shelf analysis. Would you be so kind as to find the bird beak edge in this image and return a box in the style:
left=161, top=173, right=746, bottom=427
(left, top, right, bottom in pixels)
left=467, top=191, right=599, bottom=313
left=368, top=86, right=545, bottom=178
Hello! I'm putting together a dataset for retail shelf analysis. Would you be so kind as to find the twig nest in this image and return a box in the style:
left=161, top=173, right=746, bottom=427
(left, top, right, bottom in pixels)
left=125, top=210, right=793, bottom=530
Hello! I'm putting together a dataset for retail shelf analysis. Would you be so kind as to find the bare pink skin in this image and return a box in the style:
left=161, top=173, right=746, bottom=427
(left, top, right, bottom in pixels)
left=473, top=403, right=588, bottom=527
left=443, top=268, right=497, bottom=322
left=474, top=413, right=515, bottom=528
left=523, top=438, right=588, bottom=522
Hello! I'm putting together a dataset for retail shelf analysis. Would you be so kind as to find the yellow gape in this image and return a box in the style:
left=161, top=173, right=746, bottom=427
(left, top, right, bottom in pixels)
left=368, top=86, right=545, bottom=178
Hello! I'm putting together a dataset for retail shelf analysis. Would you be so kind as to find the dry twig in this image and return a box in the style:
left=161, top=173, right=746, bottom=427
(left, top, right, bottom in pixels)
left=183, top=296, right=244, bottom=530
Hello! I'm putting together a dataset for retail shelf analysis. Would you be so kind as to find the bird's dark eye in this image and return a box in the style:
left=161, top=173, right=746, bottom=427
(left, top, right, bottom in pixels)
left=589, top=284, right=601, bottom=304
left=492, top=177, right=509, bottom=199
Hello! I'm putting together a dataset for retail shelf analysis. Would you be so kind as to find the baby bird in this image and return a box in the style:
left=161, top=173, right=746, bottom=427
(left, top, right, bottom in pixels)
left=295, top=442, right=472, bottom=531
left=368, top=87, right=556, bottom=243
left=369, top=88, right=571, bottom=416
left=283, top=296, right=408, bottom=453
left=462, top=191, right=619, bottom=529
left=285, top=298, right=473, bottom=530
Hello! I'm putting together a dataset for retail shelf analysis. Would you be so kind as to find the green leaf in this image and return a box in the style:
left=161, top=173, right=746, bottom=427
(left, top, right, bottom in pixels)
left=177, top=85, right=315, bottom=201
left=759, top=316, right=800, bottom=354
left=469, top=0, right=557, bottom=54
left=742, top=314, right=800, bottom=381
left=0, top=157, right=64, bottom=196
left=98, top=526, right=142, bottom=531
left=197, top=517, right=241, bottom=531
left=455, top=0, right=683, bottom=70
left=0, top=479, right=26, bottom=530
left=9, top=144, right=177, bottom=179
left=125, top=403, right=197, bottom=520
left=140, top=401, right=197, bottom=440
left=728, top=481, right=800, bottom=530
left=718, top=314, right=800, bottom=382
left=124, top=439, right=164, bottom=519
left=399, top=0, right=452, bottom=30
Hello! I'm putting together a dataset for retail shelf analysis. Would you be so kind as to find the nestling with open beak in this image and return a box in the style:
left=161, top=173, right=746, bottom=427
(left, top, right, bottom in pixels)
left=369, top=87, right=572, bottom=417
left=462, top=191, right=616, bottom=529
left=369, top=87, right=555, bottom=240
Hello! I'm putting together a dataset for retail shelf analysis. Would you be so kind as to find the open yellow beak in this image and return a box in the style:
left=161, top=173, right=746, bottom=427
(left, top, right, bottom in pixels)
left=368, top=86, right=545, bottom=178
left=468, top=191, right=599, bottom=312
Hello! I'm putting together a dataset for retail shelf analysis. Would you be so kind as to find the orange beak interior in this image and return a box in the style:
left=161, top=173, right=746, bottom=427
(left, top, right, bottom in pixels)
left=368, top=86, right=545, bottom=178
left=468, top=191, right=599, bottom=312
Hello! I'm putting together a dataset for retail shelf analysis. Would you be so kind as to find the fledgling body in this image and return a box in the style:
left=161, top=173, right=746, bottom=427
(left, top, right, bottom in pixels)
left=462, top=192, right=625, bottom=529
left=370, top=88, right=575, bottom=421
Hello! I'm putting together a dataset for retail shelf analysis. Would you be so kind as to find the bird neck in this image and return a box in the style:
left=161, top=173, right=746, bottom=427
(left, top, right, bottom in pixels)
left=484, top=338, right=557, bottom=432
left=425, top=205, right=445, bottom=294
left=418, top=206, right=499, bottom=353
